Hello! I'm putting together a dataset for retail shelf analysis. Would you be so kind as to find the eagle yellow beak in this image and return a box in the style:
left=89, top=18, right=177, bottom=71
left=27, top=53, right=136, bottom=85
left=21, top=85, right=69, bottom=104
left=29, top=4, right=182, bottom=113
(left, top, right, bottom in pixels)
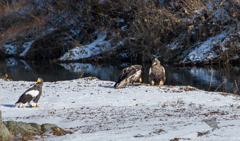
left=152, top=62, right=156, bottom=66
left=37, top=79, right=41, bottom=82
left=139, top=78, right=142, bottom=83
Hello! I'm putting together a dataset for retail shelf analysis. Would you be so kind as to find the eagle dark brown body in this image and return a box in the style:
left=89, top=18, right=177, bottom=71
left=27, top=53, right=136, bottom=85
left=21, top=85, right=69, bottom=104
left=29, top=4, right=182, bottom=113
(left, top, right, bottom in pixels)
left=149, top=58, right=166, bottom=86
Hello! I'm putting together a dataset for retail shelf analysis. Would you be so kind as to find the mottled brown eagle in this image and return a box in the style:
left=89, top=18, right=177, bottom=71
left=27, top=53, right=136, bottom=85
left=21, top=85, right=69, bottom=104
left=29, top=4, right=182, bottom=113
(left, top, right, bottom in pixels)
left=149, top=58, right=166, bottom=86
left=114, top=65, right=142, bottom=89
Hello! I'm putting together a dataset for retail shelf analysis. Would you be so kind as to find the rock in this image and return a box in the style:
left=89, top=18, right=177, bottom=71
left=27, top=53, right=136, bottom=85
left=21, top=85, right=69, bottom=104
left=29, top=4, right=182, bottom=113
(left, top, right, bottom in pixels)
left=29, top=123, right=41, bottom=132
left=0, top=111, right=13, bottom=140
left=44, top=127, right=72, bottom=136
left=10, top=132, right=38, bottom=141
left=1, top=113, right=70, bottom=140
left=3, top=121, right=41, bottom=136
left=41, top=123, right=58, bottom=132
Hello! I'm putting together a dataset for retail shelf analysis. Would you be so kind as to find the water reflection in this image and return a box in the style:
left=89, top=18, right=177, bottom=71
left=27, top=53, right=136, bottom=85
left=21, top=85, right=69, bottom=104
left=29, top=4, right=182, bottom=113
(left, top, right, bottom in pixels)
left=165, top=67, right=237, bottom=93
left=0, top=58, right=82, bottom=82
left=0, top=58, right=239, bottom=94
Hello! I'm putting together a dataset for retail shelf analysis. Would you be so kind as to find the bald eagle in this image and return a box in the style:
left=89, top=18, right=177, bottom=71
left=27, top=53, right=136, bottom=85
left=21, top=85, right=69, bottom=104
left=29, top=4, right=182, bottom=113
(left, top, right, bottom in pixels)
left=149, top=58, right=166, bottom=86
left=114, top=65, right=142, bottom=89
left=15, top=78, right=43, bottom=108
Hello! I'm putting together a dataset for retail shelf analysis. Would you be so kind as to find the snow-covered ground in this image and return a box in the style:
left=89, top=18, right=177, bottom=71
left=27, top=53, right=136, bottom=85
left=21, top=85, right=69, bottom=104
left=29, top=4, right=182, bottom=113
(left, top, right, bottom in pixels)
left=1, top=78, right=240, bottom=140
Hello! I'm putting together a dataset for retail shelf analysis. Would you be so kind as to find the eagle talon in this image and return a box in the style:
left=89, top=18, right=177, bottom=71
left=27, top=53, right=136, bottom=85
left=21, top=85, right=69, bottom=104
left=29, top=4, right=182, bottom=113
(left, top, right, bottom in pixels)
left=32, top=106, right=39, bottom=108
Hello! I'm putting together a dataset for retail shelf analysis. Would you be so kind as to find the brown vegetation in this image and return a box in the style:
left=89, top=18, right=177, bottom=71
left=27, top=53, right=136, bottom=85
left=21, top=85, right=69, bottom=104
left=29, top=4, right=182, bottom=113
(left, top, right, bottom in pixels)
left=25, top=30, right=73, bottom=60
left=0, top=0, right=27, bottom=16
left=0, top=19, right=40, bottom=43
left=0, top=0, right=240, bottom=65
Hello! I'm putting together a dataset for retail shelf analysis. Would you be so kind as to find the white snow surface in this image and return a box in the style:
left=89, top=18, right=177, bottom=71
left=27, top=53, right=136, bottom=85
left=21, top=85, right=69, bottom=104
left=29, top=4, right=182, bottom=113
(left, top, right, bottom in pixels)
left=1, top=78, right=240, bottom=140
left=59, top=32, right=112, bottom=61
left=4, top=44, right=18, bottom=55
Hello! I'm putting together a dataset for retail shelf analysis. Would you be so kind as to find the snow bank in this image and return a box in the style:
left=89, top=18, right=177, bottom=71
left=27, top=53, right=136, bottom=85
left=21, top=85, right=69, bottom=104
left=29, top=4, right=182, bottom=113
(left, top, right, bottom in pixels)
left=183, top=30, right=224, bottom=63
left=59, top=31, right=112, bottom=61
left=183, top=26, right=238, bottom=63
left=1, top=78, right=240, bottom=140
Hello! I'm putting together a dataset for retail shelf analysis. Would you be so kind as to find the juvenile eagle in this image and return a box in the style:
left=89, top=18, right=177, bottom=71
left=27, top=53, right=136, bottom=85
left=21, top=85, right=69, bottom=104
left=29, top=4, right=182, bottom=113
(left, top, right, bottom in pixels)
left=15, top=78, right=43, bottom=108
left=149, top=58, right=166, bottom=86
left=114, top=65, right=142, bottom=89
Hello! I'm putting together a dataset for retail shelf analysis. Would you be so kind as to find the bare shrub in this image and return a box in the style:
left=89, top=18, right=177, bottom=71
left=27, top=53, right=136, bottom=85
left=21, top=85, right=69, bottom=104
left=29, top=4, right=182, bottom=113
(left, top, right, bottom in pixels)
left=160, top=0, right=240, bottom=65
left=25, top=30, right=74, bottom=60
left=124, top=0, right=188, bottom=62
left=1, top=0, right=240, bottom=64
left=0, top=0, right=28, bottom=16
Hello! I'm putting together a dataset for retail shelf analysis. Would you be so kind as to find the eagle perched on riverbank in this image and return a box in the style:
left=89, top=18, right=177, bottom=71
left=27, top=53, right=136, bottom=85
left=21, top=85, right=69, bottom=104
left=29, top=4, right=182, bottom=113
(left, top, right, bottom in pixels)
left=15, top=78, right=43, bottom=108
left=149, top=58, right=166, bottom=86
left=114, top=65, right=142, bottom=89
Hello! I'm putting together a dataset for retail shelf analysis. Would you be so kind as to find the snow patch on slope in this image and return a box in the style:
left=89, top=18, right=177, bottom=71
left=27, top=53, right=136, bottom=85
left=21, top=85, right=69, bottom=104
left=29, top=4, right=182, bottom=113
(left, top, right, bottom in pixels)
left=19, top=41, right=34, bottom=57
left=4, top=44, right=17, bottom=55
left=183, top=28, right=235, bottom=63
left=59, top=31, right=112, bottom=61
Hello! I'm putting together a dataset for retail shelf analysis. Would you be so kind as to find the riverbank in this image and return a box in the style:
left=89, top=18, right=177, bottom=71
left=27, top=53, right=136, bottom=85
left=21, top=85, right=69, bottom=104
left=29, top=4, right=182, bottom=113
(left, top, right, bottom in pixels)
left=1, top=0, right=240, bottom=66
left=1, top=77, right=240, bottom=140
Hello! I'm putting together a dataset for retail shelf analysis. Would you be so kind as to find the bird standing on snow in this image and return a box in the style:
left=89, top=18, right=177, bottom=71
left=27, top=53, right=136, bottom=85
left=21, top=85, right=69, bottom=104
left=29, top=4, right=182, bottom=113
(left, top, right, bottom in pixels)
left=149, top=58, right=166, bottom=86
left=15, top=78, right=43, bottom=108
left=114, top=65, right=142, bottom=89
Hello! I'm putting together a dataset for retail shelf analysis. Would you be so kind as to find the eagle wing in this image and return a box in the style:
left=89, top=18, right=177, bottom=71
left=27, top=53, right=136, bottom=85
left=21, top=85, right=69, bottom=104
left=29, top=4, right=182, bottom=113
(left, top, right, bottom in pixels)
left=25, top=90, right=39, bottom=97
left=114, top=65, right=142, bottom=88
left=15, top=86, right=40, bottom=104
left=15, top=93, right=35, bottom=104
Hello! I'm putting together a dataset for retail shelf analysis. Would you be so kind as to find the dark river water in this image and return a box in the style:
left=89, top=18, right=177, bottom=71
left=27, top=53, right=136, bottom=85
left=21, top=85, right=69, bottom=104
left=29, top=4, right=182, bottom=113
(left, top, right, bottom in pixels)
left=1, top=58, right=240, bottom=94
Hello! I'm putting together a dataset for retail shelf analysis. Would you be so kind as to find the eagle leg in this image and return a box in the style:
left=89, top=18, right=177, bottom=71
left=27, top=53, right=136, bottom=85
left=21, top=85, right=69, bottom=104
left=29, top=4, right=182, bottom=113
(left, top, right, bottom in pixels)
left=150, top=80, right=155, bottom=86
left=131, top=82, right=134, bottom=88
left=32, top=106, right=39, bottom=108
left=158, top=80, right=164, bottom=86
left=15, top=103, right=20, bottom=108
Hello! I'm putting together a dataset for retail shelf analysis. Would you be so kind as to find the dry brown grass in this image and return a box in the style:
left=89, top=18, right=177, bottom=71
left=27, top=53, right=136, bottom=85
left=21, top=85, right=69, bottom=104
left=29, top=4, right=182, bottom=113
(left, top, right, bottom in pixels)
left=0, top=0, right=28, bottom=16
left=0, top=19, right=42, bottom=43
left=0, top=0, right=48, bottom=44
left=1, top=0, right=240, bottom=63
